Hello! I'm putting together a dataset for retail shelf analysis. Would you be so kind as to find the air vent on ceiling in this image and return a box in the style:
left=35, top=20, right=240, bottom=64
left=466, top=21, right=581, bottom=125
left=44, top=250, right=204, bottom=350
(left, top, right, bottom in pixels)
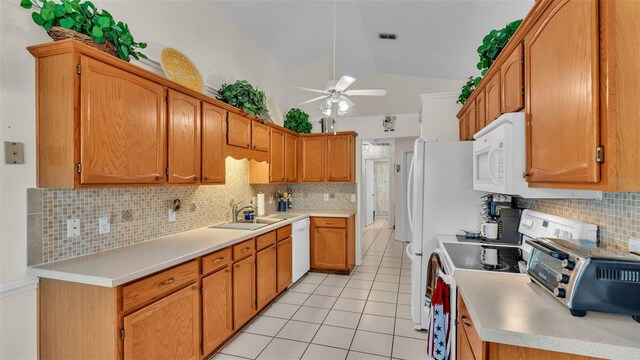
left=378, top=33, right=397, bottom=40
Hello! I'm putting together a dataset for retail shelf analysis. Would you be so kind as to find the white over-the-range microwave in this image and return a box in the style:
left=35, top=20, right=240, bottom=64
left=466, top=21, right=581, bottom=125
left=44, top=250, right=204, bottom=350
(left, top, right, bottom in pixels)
left=472, top=112, right=602, bottom=199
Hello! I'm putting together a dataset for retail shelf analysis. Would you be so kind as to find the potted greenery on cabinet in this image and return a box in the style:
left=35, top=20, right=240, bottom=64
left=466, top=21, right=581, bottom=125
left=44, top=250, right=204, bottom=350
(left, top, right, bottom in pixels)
left=284, top=108, right=312, bottom=134
left=20, top=0, right=147, bottom=61
left=217, top=80, right=268, bottom=119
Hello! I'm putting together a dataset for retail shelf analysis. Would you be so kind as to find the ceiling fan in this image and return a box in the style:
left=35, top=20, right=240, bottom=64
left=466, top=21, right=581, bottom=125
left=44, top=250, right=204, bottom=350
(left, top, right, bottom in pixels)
left=291, top=0, right=387, bottom=117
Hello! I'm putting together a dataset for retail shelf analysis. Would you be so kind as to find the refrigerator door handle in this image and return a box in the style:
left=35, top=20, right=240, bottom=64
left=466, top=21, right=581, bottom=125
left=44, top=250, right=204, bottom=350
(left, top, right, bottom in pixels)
left=407, top=151, right=416, bottom=233
left=405, top=242, right=421, bottom=260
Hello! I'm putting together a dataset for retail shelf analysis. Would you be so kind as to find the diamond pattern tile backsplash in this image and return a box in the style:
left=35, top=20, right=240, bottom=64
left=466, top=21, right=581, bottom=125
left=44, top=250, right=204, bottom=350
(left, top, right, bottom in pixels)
left=27, top=157, right=357, bottom=265
left=516, top=192, right=640, bottom=253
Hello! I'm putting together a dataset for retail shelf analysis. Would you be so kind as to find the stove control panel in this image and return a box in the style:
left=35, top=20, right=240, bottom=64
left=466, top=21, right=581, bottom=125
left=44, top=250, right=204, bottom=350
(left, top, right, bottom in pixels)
left=518, top=210, right=597, bottom=244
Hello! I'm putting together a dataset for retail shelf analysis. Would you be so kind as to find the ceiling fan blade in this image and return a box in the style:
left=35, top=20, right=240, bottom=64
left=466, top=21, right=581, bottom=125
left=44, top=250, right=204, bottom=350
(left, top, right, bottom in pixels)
left=298, top=96, right=327, bottom=105
left=290, top=86, right=330, bottom=95
left=334, top=76, right=356, bottom=92
left=343, top=89, right=387, bottom=96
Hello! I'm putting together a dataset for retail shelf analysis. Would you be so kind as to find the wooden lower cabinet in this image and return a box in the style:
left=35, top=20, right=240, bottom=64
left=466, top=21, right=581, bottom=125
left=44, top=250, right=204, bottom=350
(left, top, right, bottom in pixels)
left=124, top=285, right=200, bottom=360
left=202, top=266, right=233, bottom=355
left=256, top=245, right=278, bottom=309
left=310, top=215, right=355, bottom=274
left=457, top=293, right=600, bottom=360
left=277, top=237, right=293, bottom=292
left=233, top=254, right=257, bottom=329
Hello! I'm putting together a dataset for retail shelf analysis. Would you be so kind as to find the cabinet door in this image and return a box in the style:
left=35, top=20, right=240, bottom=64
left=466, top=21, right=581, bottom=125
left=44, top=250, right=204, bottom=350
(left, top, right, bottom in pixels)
left=277, top=238, right=292, bottom=293
left=233, top=255, right=256, bottom=329
left=202, top=103, right=226, bottom=184
left=256, top=245, right=278, bottom=309
left=79, top=57, right=165, bottom=185
left=124, top=285, right=199, bottom=360
left=202, top=267, right=233, bottom=355
left=501, top=43, right=524, bottom=113
left=467, top=101, right=477, bottom=140
left=486, top=75, right=501, bottom=123
left=270, top=129, right=285, bottom=183
left=311, top=227, right=347, bottom=270
left=168, top=89, right=201, bottom=183
left=459, top=113, right=468, bottom=141
left=326, top=135, right=353, bottom=182
left=284, top=134, right=298, bottom=182
left=457, top=324, right=476, bottom=360
left=227, top=113, right=252, bottom=149
left=252, top=122, right=270, bottom=152
left=476, top=89, right=487, bottom=131
left=525, top=0, right=600, bottom=183
left=299, top=137, right=326, bottom=182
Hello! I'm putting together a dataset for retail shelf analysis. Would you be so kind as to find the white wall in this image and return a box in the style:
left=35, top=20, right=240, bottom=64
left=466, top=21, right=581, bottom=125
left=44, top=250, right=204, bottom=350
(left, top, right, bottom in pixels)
left=393, top=137, right=418, bottom=243
left=0, top=1, right=289, bottom=357
left=289, top=58, right=463, bottom=120
left=420, top=92, right=462, bottom=140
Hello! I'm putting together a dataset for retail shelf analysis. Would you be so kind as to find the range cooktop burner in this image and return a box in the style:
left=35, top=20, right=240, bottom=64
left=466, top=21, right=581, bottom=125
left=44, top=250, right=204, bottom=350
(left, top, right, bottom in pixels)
left=442, top=242, right=524, bottom=274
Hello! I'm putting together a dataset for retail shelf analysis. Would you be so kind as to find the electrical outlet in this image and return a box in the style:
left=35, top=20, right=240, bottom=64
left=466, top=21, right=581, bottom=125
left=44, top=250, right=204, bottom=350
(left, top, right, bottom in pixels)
left=67, top=219, right=80, bottom=238
left=323, top=194, right=329, bottom=201
left=629, top=238, right=640, bottom=255
left=99, top=216, right=110, bottom=234
left=168, top=208, right=176, bottom=222
left=351, top=194, right=356, bottom=202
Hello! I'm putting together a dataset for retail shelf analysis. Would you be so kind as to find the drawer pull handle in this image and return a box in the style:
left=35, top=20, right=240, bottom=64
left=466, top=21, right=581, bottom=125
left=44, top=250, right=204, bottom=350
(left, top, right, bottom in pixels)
left=460, top=315, right=472, bottom=327
left=325, top=221, right=335, bottom=225
left=159, top=277, right=176, bottom=287
left=213, top=257, right=224, bottom=264
left=241, top=247, right=251, bottom=252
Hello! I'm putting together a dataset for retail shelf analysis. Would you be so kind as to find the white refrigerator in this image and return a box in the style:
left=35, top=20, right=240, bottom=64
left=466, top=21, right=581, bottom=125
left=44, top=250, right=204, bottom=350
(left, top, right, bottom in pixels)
left=406, top=140, right=484, bottom=329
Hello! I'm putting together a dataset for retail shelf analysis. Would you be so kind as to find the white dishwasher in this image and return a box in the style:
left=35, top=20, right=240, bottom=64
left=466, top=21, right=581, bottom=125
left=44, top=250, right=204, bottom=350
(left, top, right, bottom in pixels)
left=291, top=218, right=310, bottom=283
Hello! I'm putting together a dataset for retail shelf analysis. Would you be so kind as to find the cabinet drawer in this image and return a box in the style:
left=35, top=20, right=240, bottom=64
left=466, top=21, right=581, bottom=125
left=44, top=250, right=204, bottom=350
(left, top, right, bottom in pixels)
left=202, top=247, right=232, bottom=275
left=256, top=231, right=276, bottom=251
left=233, top=239, right=255, bottom=260
left=123, top=260, right=197, bottom=312
left=458, top=294, right=482, bottom=360
left=277, top=225, right=292, bottom=241
left=313, top=217, right=346, bottom=228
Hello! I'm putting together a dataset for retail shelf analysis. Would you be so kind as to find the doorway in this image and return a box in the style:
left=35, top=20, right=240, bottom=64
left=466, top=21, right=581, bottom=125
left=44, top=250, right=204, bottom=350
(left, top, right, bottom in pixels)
left=362, top=140, right=394, bottom=228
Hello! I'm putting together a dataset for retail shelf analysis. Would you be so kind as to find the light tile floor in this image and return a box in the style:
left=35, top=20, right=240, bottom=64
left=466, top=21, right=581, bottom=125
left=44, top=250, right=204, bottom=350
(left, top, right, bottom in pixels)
left=213, top=219, right=427, bottom=360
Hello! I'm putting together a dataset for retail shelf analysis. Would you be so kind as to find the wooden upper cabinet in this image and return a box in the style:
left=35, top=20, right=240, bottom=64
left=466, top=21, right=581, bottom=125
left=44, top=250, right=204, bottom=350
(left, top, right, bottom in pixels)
left=459, top=111, right=468, bottom=141
left=485, top=74, right=502, bottom=124
left=326, top=135, right=354, bottom=182
left=227, top=113, right=252, bottom=149
left=123, top=285, right=199, bottom=360
left=270, top=129, right=285, bottom=183
left=476, top=88, right=487, bottom=131
left=284, top=134, right=298, bottom=182
left=167, top=89, right=201, bottom=183
left=299, top=136, right=326, bottom=182
left=79, top=57, right=166, bottom=185
left=201, top=103, right=226, bottom=184
left=466, top=100, right=477, bottom=140
left=525, top=0, right=600, bottom=184
left=202, top=267, right=233, bottom=354
left=501, top=42, right=524, bottom=113
left=252, top=122, right=270, bottom=152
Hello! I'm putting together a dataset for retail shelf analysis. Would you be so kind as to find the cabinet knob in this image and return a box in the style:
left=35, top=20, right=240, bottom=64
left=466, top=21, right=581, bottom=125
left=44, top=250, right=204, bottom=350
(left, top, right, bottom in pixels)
left=522, top=172, right=532, bottom=178
left=204, top=176, right=209, bottom=181
left=155, top=175, right=162, bottom=181
left=460, top=315, right=472, bottom=327
left=247, top=144, right=251, bottom=148
left=193, top=176, right=198, bottom=181
left=253, top=145, right=256, bottom=149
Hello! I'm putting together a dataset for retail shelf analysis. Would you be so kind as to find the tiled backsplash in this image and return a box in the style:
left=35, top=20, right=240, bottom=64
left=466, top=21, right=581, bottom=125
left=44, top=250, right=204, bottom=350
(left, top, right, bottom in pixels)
left=27, top=158, right=356, bottom=265
left=516, top=192, right=640, bottom=252
left=252, top=183, right=356, bottom=212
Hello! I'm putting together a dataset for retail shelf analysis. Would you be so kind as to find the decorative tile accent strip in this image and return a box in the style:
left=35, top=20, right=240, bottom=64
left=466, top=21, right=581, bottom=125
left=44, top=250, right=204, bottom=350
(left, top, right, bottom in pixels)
left=516, top=192, right=640, bottom=253
left=29, top=158, right=357, bottom=265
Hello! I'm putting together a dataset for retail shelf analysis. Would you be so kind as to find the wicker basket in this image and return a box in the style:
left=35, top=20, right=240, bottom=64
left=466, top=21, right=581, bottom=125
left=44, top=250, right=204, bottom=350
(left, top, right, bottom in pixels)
left=47, top=26, right=119, bottom=59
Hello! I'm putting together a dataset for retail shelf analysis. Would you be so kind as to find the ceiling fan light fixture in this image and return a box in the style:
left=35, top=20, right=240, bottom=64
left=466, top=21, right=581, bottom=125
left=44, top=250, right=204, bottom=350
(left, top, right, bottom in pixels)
left=319, top=98, right=332, bottom=115
left=338, top=99, right=349, bottom=112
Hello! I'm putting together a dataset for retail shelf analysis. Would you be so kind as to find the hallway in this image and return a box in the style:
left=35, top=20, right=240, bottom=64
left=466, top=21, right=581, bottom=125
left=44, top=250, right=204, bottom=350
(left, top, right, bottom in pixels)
left=214, top=219, right=427, bottom=360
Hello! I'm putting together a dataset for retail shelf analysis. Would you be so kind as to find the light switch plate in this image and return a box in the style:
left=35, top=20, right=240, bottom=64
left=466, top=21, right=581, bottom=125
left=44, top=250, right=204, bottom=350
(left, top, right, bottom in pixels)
left=629, top=238, right=640, bottom=255
left=4, top=142, right=24, bottom=164
left=323, top=194, right=329, bottom=201
left=351, top=194, right=356, bottom=202
left=99, top=216, right=110, bottom=234
left=168, top=208, right=176, bottom=222
left=67, top=219, right=80, bottom=238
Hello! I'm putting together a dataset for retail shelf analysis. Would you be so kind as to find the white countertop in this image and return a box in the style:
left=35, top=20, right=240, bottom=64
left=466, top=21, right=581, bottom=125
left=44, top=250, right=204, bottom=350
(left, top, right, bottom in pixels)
left=455, top=271, right=640, bottom=359
left=28, top=209, right=355, bottom=287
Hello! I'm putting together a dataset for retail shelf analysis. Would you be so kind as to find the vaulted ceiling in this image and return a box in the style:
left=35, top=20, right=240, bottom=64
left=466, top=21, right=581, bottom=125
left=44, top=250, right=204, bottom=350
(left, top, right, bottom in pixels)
left=213, top=0, right=534, bottom=80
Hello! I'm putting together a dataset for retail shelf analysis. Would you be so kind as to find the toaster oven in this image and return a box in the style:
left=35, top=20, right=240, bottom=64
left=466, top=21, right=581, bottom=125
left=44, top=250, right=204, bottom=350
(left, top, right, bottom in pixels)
left=526, top=237, right=640, bottom=322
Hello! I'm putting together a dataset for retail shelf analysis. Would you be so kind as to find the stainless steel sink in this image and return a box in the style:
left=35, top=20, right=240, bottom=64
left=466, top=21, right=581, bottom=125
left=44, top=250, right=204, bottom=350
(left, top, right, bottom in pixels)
left=209, top=217, right=283, bottom=231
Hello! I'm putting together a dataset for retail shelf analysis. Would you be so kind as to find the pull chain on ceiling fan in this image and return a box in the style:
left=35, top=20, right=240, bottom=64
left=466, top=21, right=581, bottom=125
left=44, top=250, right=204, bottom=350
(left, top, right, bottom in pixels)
left=290, top=0, right=387, bottom=117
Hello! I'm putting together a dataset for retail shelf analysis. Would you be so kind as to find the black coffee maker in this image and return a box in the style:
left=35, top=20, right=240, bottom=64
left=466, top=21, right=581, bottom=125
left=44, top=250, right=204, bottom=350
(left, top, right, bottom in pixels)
left=491, top=208, right=523, bottom=245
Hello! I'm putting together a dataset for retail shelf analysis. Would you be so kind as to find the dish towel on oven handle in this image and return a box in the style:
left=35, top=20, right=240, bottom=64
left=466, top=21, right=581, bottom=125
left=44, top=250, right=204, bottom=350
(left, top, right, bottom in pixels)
left=426, top=276, right=451, bottom=360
